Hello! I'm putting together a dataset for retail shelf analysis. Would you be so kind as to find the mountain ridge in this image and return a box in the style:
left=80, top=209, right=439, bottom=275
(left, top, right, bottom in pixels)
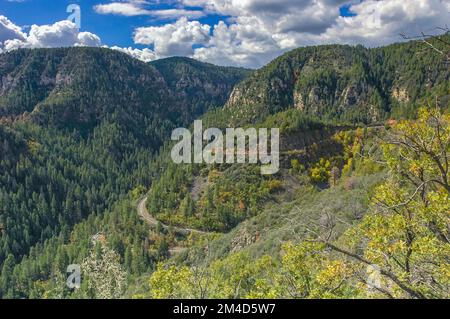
left=0, top=47, right=250, bottom=130
left=0, top=36, right=449, bottom=299
left=225, top=35, right=449, bottom=124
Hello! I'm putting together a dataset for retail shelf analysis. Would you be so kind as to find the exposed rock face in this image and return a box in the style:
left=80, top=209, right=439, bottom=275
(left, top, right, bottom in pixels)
left=341, top=85, right=359, bottom=106
left=230, top=225, right=260, bottom=253
left=0, top=74, right=15, bottom=94
left=190, top=176, right=208, bottom=201
left=0, top=49, right=250, bottom=126
left=294, top=90, right=305, bottom=110
left=150, top=56, right=250, bottom=121
left=55, top=72, right=72, bottom=86
left=224, top=41, right=449, bottom=123
left=391, top=87, right=410, bottom=103
left=0, top=47, right=180, bottom=128
left=227, top=87, right=243, bottom=106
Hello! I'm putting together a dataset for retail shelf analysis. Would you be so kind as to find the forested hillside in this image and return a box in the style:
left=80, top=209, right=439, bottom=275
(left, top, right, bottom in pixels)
left=136, top=35, right=449, bottom=299
left=150, top=57, right=251, bottom=122
left=0, top=47, right=249, bottom=130
left=0, top=48, right=248, bottom=298
left=141, top=108, right=449, bottom=299
left=0, top=35, right=448, bottom=299
left=225, top=34, right=449, bottom=125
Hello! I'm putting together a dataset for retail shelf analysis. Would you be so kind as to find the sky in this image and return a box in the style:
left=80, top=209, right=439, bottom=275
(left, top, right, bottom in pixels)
left=0, top=0, right=449, bottom=68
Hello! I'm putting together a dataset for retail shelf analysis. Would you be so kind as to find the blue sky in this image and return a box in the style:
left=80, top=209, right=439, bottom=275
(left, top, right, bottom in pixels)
left=0, top=0, right=448, bottom=68
left=2, top=0, right=150, bottom=48
left=0, top=0, right=230, bottom=48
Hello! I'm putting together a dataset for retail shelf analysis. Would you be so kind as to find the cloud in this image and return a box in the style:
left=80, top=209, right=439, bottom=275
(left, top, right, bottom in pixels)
left=2, top=19, right=102, bottom=51
left=0, top=15, right=26, bottom=43
left=182, top=0, right=348, bottom=31
left=321, top=0, right=450, bottom=46
left=134, top=17, right=210, bottom=56
left=153, top=0, right=355, bottom=67
left=176, top=0, right=450, bottom=67
left=110, top=45, right=157, bottom=62
left=188, top=0, right=350, bottom=36
left=2, top=0, right=450, bottom=68
left=20, top=20, right=80, bottom=48
left=94, top=1, right=205, bottom=19
left=150, top=9, right=205, bottom=19
left=193, top=19, right=281, bottom=68
left=94, top=1, right=152, bottom=16
left=0, top=15, right=158, bottom=65
left=0, top=14, right=159, bottom=65
left=77, top=32, right=102, bottom=47
left=172, top=0, right=348, bottom=67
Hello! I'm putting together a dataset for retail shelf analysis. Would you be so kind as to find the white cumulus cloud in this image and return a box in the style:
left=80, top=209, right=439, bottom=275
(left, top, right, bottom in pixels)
left=321, top=0, right=450, bottom=46
left=134, top=17, right=211, bottom=57
left=0, top=15, right=26, bottom=43
left=0, top=15, right=159, bottom=64
left=3, top=0, right=450, bottom=68
left=2, top=19, right=102, bottom=51
left=175, top=0, right=450, bottom=67
left=94, top=1, right=153, bottom=16
left=94, top=1, right=205, bottom=19
left=193, top=19, right=281, bottom=68
left=110, top=45, right=157, bottom=62
left=77, top=32, right=102, bottom=47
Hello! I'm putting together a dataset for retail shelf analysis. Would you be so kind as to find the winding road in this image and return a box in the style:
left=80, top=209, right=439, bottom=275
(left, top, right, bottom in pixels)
left=137, top=196, right=209, bottom=236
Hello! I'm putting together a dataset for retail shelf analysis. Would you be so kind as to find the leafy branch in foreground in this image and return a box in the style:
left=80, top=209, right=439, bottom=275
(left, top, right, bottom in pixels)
left=401, top=27, right=450, bottom=62
left=314, top=107, right=449, bottom=299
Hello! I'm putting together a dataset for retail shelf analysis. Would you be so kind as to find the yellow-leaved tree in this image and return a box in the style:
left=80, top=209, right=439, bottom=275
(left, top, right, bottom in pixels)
left=146, top=108, right=449, bottom=299
left=318, top=107, right=449, bottom=299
